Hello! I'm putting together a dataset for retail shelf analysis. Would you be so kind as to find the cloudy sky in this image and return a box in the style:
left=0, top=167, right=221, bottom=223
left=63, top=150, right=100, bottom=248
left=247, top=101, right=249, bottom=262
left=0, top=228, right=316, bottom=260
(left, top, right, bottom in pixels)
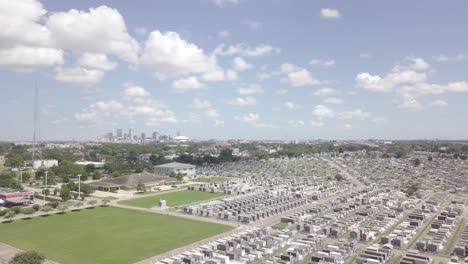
left=1, top=0, right=467, bottom=141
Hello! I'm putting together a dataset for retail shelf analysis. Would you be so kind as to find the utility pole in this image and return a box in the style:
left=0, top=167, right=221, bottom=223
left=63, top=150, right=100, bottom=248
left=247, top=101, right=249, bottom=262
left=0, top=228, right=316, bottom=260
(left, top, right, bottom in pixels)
left=19, top=168, right=22, bottom=186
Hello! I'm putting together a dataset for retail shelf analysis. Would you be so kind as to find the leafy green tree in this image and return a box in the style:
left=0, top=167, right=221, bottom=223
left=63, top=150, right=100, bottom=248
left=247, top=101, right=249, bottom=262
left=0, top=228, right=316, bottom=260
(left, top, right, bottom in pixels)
left=92, top=171, right=102, bottom=180
left=428, top=156, right=433, bottom=161
left=9, top=251, right=45, bottom=264
left=219, top=148, right=233, bottom=162
left=169, top=171, right=177, bottom=178
left=0, top=172, right=21, bottom=189
left=35, top=169, right=46, bottom=180
left=59, top=186, right=72, bottom=201
left=80, top=184, right=95, bottom=196
left=4, top=153, right=24, bottom=168
left=85, top=164, right=95, bottom=173
left=176, top=173, right=184, bottom=181
left=21, top=172, right=31, bottom=182
left=136, top=180, right=146, bottom=192
left=412, top=158, right=421, bottom=167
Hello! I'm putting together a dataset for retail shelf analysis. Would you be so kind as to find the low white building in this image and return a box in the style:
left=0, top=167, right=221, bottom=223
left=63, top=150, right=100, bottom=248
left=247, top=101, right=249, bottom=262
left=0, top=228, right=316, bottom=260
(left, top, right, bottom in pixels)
left=33, top=159, right=58, bottom=170
left=155, top=162, right=196, bottom=178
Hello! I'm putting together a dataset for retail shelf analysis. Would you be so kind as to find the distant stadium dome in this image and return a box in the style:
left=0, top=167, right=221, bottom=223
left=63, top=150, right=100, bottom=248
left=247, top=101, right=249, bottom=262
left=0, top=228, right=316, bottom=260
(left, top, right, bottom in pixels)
left=173, top=136, right=190, bottom=142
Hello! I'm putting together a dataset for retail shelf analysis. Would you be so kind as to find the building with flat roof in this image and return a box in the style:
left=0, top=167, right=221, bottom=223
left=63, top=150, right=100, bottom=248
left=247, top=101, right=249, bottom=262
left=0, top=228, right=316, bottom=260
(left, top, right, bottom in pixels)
left=155, top=162, right=196, bottom=178
left=0, top=188, right=34, bottom=206
left=32, top=159, right=58, bottom=170
left=75, top=161, right=105, bottom=169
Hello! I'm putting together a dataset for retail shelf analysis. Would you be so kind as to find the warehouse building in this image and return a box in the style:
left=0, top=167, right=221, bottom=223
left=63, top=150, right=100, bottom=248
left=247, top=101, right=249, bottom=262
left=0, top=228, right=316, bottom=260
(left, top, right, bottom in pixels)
left=155, top=162, right=196, bottom=178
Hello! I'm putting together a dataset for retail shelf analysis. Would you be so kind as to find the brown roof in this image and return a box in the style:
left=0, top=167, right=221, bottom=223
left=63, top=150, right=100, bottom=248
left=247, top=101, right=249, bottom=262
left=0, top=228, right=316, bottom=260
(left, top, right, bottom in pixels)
left=91, top=173, right=175, bottom=189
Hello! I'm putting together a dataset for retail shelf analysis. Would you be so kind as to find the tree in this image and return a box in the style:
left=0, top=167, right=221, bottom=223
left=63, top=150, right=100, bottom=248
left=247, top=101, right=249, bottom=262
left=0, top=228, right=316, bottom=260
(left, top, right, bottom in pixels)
left=175, top=173, right=184, bottom=181
left=85, top=164, right=95, bottom=173
left=335, top=174, right=344, bottom=181
left=136, top=180, right=146, bottom=193
left=428, top=156, right=433, bottom=161
left=21, top=172, right=31, bottom=182
left=412, top=158, right=421, bottom=167
left=4, top=153, right=24, bottom=168
left=9, top=251, right=44, bottom=264
left=169, top=171, right=177, bottom=178
left=0, top=172, right=21, bottom=189
left=92, top=171, right=102, bottom=180
left=35, top=169, right=46, bottom=180
left=80, top=184, right=95, bottom=196
left=59, top=186, right=72, bottom=201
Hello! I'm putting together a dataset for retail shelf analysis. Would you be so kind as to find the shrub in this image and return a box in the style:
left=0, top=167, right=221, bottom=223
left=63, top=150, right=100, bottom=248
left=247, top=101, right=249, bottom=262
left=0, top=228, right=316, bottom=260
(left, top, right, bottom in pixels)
left=40, top=206, right=52, bottom=214
left=20, top=207, right=36, bottom=215
left=11, top=206, right=21, bottom=214
left=46, top=201, right=58, bottom=208
left=32, top=204, right=40, bottom=212
left=0, top=209, right=7, bottom=217
left=9, top=250, right=45, bottom=264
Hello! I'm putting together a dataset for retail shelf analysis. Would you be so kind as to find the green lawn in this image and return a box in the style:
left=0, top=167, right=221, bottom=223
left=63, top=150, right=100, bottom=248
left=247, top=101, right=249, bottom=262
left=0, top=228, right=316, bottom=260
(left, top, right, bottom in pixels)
left=0, top=207, right=232, bottom=264
left=119, top=190, right=226, bottom=208
left=193, top=177, right=227, bottom=183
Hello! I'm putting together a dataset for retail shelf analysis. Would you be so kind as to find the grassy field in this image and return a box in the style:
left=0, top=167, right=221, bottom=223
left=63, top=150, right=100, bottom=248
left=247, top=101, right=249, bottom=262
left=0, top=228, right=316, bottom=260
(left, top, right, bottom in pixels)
left=193, top=177, right=227, bottom=183
left=119, top=190, right=226, bottom=208
left=0, top=207, right=232, bottom=264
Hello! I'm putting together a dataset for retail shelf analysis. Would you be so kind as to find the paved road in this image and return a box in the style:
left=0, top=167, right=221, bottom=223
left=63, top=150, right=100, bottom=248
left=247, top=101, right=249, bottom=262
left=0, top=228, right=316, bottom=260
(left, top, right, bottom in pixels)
left=112, top=202, right=239, bottom=227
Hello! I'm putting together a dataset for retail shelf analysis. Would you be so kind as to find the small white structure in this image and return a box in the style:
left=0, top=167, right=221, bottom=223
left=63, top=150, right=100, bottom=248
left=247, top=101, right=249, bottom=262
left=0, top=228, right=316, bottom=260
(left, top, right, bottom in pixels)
left=155, top=162, right=196, bottom=178
left=159, top=199, right=167, bottom=209
left=33, top=159, right=58, bottom=170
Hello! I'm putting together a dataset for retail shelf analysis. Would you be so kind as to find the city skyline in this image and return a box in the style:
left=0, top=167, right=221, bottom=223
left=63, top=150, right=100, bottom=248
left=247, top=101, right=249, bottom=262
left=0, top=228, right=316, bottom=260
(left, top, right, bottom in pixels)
left=1, top=0, right=468, bottom=141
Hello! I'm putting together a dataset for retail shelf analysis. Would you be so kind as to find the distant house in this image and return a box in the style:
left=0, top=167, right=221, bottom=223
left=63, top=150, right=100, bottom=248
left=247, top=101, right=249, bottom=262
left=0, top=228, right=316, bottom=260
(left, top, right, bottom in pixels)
left=155, top=162, right=196, bottom=178
left=90, top=173, right=176, bottom=192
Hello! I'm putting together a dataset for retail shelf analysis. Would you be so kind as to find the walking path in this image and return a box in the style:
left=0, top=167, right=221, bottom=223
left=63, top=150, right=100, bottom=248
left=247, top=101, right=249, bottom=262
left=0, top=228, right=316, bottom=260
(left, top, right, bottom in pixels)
left=0, top=243, right=58, bottom=264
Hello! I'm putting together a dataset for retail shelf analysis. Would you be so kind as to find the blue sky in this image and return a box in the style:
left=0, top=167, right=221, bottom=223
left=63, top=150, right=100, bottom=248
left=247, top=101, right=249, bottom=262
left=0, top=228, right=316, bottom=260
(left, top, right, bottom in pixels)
left=1, top=0, right=467, bottom=141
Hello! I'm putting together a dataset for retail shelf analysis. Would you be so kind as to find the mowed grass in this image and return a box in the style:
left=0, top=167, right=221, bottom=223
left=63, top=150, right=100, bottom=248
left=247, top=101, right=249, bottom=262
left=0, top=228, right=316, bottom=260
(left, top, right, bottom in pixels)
left=0, top=207, right=232, bottom=264
left=194, top=177, right=227, bottom=183
left=119, top=190, right=226, bottom=208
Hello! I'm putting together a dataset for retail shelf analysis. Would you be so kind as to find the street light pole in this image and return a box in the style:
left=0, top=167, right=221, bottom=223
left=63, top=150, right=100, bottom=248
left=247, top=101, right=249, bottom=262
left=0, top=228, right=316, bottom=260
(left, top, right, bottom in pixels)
left=78, top=174, right=81, bottom=200
left=44, top=171, right=48, bottom=203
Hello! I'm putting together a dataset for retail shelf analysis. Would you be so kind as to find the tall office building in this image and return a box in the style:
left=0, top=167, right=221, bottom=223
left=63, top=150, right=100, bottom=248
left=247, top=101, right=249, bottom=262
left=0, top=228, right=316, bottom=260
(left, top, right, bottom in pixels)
left=141, top=133, right=146, bottom=141
left=128, top=128, right=132, bottom=139
left=152, top=131, right=159, bottom=140
left=177, top=131, right=181, bottom=137
left=116, top=128, right=122, bottom=138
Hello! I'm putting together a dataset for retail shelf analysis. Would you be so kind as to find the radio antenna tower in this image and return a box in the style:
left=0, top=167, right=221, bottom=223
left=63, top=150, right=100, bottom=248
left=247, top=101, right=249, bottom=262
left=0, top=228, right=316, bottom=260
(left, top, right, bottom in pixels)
left=32, top=85, right=38, bottom=169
